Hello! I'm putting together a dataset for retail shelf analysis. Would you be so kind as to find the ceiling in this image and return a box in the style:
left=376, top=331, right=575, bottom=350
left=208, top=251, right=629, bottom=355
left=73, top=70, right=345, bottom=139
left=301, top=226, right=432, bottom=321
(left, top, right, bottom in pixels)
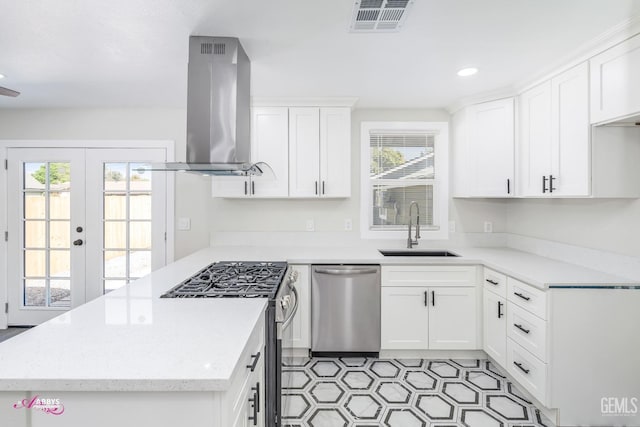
left=1, top=0, right=639, bottom=109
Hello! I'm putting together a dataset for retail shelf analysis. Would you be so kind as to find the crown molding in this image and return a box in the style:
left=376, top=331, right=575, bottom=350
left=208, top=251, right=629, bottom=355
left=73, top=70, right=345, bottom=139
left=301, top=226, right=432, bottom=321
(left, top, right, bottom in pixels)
left=252, top=97, right=359, bottom=109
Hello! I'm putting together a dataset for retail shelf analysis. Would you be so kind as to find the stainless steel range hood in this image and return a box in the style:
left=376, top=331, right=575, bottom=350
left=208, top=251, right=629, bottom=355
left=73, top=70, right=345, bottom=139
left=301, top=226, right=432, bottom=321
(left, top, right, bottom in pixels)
left=147, top=36, right=270, bottom=176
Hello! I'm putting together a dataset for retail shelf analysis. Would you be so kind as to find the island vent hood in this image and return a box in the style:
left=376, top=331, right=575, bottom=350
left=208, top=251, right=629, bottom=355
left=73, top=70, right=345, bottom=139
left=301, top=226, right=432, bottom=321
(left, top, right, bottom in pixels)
left=147, top=36, right=270, bottom=176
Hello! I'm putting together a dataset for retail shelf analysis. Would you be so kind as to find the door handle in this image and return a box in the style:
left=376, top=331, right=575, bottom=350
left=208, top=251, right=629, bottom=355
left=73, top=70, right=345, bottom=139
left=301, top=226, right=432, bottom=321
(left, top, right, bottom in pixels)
left=549, top=175, right=556, bottom=193
left=424, top=291, right=428, bottom=307
left=73, top=239, right=83, bottom=246
left=507, top=178, right=511, bottom=194
left=497, top=301, right=503, bottom=318
left=244, top=180, right=248, bottom=195
left=542, top=175, right=548, bottom=193
left=431, top=290, right=435, bottom=306
left=322, top=180, right=325, bottom=195
left=252, top=181, right=255, bottom=195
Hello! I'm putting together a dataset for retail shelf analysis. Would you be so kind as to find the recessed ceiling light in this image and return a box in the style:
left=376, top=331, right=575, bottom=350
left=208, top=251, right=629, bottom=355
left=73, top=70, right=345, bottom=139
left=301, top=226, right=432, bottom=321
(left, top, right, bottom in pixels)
left=0, top=74, right=5, bottom=79
left=457, top=68, right=478, bottom=77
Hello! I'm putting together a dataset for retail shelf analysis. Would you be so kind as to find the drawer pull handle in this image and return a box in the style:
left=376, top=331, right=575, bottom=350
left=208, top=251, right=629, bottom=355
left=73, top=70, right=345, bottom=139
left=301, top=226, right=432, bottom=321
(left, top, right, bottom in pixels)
left=485, top=279, right=499, bottom=285
left=424, top=291, right=428, bottom=307
left=514, top=361, right=530, bottom=374
left=497, top=301, right=503, bottom=318
left=514, top=292, right=531, bottom=301
left=246, top=352, right=261, bottom=372
left=514, top=323, right=530, bottom=334
left=248, top=382, right=260, bottom=425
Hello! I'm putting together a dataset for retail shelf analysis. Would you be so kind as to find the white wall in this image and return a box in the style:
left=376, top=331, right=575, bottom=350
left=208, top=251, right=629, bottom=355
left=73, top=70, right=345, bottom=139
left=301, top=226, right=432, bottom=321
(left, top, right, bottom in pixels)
left=0, top=108, right=210, bottom=260
left=507, top=198, right=640, bottom=258
left=209, top=108, right=509, bottom=242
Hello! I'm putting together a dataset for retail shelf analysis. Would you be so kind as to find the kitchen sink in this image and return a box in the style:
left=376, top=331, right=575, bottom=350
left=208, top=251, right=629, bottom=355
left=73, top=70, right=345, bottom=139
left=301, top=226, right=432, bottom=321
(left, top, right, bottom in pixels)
left=378, top=249, right=460, bottom=257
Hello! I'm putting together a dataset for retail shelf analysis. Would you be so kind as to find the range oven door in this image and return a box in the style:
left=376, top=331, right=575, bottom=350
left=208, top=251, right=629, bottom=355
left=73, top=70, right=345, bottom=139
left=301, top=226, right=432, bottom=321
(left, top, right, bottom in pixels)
left=275, top=269, right=299, bottom=426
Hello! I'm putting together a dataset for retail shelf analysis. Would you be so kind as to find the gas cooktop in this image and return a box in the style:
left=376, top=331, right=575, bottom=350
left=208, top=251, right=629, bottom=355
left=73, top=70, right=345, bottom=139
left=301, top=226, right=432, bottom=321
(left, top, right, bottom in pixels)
left=160, top=261, right=288, bottom=299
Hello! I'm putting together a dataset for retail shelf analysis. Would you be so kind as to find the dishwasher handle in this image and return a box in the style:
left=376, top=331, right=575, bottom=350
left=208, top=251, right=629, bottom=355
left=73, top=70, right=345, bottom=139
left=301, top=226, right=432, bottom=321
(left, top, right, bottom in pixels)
left=314, top=267, right=379, bottom=275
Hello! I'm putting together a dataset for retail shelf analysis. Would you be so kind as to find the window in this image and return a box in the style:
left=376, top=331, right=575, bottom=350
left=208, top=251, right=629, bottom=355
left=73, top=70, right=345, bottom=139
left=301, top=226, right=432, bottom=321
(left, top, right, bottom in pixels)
left=360, top=121, right=449, bottom=239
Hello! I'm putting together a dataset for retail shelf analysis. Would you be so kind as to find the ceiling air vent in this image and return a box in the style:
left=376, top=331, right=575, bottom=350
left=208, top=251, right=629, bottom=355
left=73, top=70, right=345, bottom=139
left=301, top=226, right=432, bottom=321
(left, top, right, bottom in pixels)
left=201, top=43, right=213, bottom=54
left=350, top=0, right=414, bottom=32
left=213, top=43, right=226, bottom=55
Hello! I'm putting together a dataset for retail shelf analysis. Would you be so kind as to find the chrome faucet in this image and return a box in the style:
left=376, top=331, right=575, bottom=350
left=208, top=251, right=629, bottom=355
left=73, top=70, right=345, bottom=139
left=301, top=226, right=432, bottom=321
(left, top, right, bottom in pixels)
left=407, top=201, right=421, bottom=248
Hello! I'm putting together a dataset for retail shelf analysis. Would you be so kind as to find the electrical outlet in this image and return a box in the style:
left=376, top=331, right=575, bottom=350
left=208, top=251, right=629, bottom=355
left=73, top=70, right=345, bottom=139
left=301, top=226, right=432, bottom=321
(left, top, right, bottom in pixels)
left=449, top=221, right=456, bottom=233
left=305, top=219, right=315, bottom=232
left=344, top=219, right=353, bottom=231
left=484, top=221, right=493, bottom=233
left=177, top=217, right=191, bottom=231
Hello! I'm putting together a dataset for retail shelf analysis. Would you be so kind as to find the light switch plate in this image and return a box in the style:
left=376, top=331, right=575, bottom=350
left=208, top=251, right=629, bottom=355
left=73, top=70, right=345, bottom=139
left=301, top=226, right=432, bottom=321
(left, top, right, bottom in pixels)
left=178, top=217, right=191, bottom=231
left=344, top=219, right=353, bottom=231
left=306, top=219, right=315, bottom=232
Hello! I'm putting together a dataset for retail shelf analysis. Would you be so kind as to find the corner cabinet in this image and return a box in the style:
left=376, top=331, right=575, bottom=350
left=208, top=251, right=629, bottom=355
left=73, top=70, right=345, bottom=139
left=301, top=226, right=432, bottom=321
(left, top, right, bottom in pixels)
left=380, top=265, right=479, bottom=350
left=518, top=62, right=590, bottom=197
left=452, top=98, right=515, bottom=197
left=289, top=107, right=351, bottom=198
left=212, top=107, right=289, bottom=198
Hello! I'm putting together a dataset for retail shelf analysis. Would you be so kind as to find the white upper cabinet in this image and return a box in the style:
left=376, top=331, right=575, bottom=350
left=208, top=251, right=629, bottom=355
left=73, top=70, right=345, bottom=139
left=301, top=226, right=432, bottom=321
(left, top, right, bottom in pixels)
left=453, top=98, right=514, bottom=197
left=590, top=33, right=640, bottom=124
left=289, top=107, right=351, bottom=198
left=212, top=107, right=289, bottom=198
left=518, top=80, right=553, bottom=196
left=518, top=62, right=590, bottom=197
left=550, top=62, right=590, bottom=196
left=320, top=108, right=351, bottom=197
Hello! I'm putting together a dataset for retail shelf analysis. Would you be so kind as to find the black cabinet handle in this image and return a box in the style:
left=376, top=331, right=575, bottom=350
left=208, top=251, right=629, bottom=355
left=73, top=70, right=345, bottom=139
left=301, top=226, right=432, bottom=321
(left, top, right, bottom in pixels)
left=252, top=181, right=255, bottom=195
left=73, top=239, right=83, bottom=246
left=248, top=383, right=259, bottom=425
left=514, top=323, right=531, bottom=334
left=542, top=176, right=548, bottom=193
left=244, top=181, right=248, bottom=195
left=315, top=181, right=318, bottom=195
left=322, top=180, right=325, bottom=195
left=514, top=292, right=531, bottom=301
left=514, top=361, right=530, bottom=374
left=485, top=279, right=499, bottom=285
left=431, top=290, right=435, bottom=306
left=424, top=291, right=428, bottom=307
left=549, top=175, right=556, bottom=193
left=507, top=178, right=511, bottom=194
left=76, top=226, right=83, bottom=233
left=497, top=301, right=503, bottom=318
left=246, top=352, right=260, bottom=372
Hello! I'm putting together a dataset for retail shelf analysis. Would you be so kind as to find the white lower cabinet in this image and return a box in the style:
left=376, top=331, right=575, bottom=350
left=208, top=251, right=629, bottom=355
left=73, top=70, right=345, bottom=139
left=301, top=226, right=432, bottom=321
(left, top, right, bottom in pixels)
left=380, top=265, right=478, bottom=351
left=483, top=288, right=506, bottom=366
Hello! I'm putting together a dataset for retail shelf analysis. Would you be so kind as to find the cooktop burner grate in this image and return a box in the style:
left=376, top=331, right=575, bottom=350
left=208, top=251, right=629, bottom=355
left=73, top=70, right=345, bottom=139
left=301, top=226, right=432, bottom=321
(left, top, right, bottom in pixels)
left=160, top=261, right=288, bottom=299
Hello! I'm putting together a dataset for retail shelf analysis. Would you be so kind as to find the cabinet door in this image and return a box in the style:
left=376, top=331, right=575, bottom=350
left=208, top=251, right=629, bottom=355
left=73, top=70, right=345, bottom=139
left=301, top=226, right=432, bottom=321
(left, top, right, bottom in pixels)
left=519, top=81, right=552, bottom=196
left=212, top=177, right=250, bottom=198
left=590, top=33, right=640, bottom=124
left=319, top=108, right=351, bottom=197
left=381, top=286, right=428, bottom=349
left=428, top=287, right=477, bottom=350
left=285, top=265, right=310, bottom=350
left=483, top=290, right=507, bottom=366
left=468, top=98, right=515, bottom=197
left=451, top=108, right=471, bottom=197
left=289, top=107, right=320, bottom=197
left=251, top=107, right=289, bottom=198
left=551, top=62, right=590, bottom=196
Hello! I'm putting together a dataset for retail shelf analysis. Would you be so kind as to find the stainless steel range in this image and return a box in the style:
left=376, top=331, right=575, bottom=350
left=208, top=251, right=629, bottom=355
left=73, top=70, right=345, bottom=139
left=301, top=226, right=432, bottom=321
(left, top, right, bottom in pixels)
left=161, top=261, right=298, bottom=427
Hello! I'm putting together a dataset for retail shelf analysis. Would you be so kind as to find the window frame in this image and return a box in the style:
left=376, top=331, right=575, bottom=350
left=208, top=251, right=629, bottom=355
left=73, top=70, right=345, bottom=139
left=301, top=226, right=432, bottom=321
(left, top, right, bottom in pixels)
left=360, top=121, right=449, bottom=240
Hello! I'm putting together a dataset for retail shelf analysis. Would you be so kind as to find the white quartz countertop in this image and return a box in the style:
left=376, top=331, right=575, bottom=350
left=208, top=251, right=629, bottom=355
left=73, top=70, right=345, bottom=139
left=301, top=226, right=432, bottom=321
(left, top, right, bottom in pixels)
left=1, top=244, right=636, bottom=393
left=202, top=245, right=638, bottom=289
left=0, top=250, right=267, bottom=392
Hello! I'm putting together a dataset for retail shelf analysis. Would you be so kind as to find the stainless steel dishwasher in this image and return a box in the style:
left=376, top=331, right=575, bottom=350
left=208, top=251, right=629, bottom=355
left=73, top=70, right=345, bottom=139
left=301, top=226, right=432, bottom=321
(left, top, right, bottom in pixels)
left=311, top=265, right=381, bottom=355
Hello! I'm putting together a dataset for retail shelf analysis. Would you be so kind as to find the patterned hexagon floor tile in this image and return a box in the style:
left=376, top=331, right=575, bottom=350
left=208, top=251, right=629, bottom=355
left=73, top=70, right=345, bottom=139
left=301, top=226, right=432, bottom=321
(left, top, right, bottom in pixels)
left=310, top=360, right=342, bottom=378
left=370, top=360, right=401, bottom=378
left=428, top=360, right=461, bottom=379
left=340, top=370, right=375, bottom=390
left=344, top=393, right=383, bottom=421
left=415, top=394, right=456, bottom=421
left=306, top=408, right=349, bottom=427
left=404, top=370, right=438, bottom=391
left=309, top=381, right=346, bottom=404
left=376, top=381, right=413, bottom=404
left=279, top=357, right=554, bottom=427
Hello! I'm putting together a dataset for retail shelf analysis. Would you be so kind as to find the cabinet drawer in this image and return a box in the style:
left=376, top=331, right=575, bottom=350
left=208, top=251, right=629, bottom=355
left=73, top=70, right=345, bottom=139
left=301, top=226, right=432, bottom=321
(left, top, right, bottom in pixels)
left=506, top=338, right=548, bottom=405
left=483, top=267, right=507, bottom=297
left=507, top=278, right=547, bottom=320
left=507, top=304, right=547, bottom=362
left=382, top=265, right=476, bottom=287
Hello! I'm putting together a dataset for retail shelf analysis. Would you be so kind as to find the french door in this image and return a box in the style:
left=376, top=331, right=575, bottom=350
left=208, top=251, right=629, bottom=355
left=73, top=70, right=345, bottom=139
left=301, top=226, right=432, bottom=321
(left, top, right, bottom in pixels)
left=7, top=147, right=167, bottom=325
